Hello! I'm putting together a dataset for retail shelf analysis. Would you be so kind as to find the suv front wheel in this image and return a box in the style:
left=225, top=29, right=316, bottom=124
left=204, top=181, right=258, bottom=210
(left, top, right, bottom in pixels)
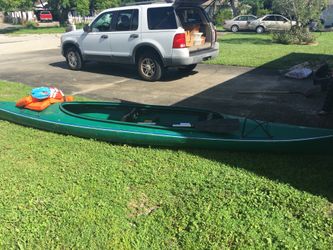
left=65, top=47, right=83, bottom=70
left=137, top=53, right=163, bottom=81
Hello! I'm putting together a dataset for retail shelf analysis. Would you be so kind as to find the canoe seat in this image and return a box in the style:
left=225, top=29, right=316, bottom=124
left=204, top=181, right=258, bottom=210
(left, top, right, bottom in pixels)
left=121, top=108, right=140, bottom=122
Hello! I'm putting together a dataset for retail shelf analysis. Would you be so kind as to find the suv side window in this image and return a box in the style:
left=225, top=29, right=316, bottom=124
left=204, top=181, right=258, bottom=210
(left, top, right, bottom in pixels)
left=91, top=12, right=114, bottom=32
left=115, top=9, right=139, bottom=31
left=148, top=7, right=177, bottom=30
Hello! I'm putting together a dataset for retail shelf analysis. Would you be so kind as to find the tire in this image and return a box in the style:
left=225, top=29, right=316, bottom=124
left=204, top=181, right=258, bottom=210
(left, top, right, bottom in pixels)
left=65, top=47, right=83, bottom=70
left=231, top=25, right=239, bottom=33
left=256, top=26, right=265, bottom=34
left=178, top=64, right=197, bottom=72
left=137, top=53, right=163, bottom=81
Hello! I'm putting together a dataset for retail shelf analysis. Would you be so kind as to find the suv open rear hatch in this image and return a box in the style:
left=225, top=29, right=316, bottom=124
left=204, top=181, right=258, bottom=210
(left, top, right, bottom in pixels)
left=173, top=0, right=215, bottom=52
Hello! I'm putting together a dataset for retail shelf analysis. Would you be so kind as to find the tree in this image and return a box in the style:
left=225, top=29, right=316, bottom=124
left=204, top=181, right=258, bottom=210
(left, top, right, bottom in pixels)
left=0, top=0, right=34, bottom=11
left=229, top=0, right=240, bottom=16
left=272, top=0, right=327, bottom=27
left=272, top=0, right=327, bottom=44
left=46, top=0, right=122, bottom=25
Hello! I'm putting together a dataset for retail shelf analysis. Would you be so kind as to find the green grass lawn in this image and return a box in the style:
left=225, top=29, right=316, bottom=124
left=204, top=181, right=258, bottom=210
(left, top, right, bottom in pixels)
left=0, top=81, right=333, bottom=248
left=12, top=26, right=66, bottom=34
left=0, top=26, right=66, bottom=35
left=210, top=32, right=333, bottom=69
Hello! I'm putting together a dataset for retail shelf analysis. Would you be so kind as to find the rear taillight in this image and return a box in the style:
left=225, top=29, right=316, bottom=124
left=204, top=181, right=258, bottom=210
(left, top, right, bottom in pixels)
left=173, top=33, right=186, bottom=49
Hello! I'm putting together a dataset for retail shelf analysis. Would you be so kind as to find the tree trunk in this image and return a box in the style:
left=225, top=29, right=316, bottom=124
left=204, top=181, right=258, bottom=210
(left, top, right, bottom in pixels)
left=59, top=8, right=69, bottom=26
left=229, top=0, right=240, bottom=17
left=90, top=0, right=95, bottom=16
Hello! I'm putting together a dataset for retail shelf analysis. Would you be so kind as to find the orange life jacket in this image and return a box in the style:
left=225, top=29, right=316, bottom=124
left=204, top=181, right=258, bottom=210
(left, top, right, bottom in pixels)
left=16, top=89, right=74, bottom=111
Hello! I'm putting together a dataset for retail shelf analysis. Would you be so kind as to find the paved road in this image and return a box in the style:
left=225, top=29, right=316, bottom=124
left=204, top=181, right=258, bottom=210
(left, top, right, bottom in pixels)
left=0, top=34, right=332, bottom=128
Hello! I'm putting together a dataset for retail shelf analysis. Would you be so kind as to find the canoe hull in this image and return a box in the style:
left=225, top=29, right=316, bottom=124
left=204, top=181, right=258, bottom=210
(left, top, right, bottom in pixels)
left=0, top=102, right=332, bottom=153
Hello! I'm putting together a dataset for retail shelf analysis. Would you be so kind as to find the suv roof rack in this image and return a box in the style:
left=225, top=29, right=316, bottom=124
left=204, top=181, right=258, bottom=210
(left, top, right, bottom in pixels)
left=122, top=1, right=165, bottom=6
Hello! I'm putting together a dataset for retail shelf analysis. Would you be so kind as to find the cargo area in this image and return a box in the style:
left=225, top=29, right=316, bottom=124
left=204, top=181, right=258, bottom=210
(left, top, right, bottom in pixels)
left=176, top=7, right=213, bottom=52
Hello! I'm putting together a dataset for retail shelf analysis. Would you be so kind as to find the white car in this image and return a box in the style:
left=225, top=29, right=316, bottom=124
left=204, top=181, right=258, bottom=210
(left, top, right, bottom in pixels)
left=61, top=0, right=219, bottom=81
left=223, top=15, right=257, bottom=32
left=249, top=14, right=297, bottom=33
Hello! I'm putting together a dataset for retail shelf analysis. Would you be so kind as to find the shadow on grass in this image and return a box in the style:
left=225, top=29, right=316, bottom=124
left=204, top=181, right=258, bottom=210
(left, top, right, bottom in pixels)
left=257, top=52, right=333, bottom=70
left=0, top=27, right=21, bottom=34
left=172, top=52, right=333, bottom=201
left=189, top=149, right=333, bottom=202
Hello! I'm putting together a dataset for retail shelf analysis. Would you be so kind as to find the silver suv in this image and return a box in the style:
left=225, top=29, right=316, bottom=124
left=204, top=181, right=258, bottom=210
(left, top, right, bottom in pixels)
left=61, top=0, right=219, bottom=81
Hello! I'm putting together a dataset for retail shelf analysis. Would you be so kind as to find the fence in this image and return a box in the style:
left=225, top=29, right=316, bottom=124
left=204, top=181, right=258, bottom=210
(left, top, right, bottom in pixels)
left=4, top=11, right=35, bottom=24
left=69, top=15, right=95, bottom=25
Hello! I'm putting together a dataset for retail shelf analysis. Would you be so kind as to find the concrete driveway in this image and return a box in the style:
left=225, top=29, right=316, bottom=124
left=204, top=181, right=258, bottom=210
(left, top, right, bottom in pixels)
left=0, top=33, right=332, bottom=128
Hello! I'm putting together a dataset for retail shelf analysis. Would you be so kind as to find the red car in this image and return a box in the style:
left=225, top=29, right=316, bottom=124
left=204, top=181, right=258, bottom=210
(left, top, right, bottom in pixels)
left=39, top=11, right=53, bottom=22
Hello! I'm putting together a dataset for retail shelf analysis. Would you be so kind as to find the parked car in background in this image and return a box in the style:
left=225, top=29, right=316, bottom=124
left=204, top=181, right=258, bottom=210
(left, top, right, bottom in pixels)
left=223, top=15, right=257, bottom=32
left=39, top=11, right=53, bottom=22
left=248, top=14, right=296, bottom=33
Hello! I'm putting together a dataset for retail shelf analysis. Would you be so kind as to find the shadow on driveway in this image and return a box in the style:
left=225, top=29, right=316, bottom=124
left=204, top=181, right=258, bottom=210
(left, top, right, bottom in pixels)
left=50, top=61, right=199, bottom=82
left=174, top=53, right=333, bottom=128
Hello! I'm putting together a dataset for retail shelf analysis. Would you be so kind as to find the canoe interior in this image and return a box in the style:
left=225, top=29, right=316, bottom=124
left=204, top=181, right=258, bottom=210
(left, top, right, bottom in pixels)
left=60, top=102, right=333, bottom=140
left=61, top=102, right=223, bottom=128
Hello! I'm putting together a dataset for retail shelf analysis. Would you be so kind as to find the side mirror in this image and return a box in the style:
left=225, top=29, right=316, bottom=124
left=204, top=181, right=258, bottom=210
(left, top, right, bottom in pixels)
left=83, top=24, right=91, bottom=33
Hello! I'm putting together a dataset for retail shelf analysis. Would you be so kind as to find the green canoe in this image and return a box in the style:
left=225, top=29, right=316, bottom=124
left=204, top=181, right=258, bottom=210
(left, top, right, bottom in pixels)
left=0, top=101, right=332, bottom=153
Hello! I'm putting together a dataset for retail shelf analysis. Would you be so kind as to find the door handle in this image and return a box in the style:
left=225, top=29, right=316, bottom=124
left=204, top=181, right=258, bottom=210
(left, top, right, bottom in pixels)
left=101, top=35, right=108, bottom=39
left=130, top=34, right=139, bottom=39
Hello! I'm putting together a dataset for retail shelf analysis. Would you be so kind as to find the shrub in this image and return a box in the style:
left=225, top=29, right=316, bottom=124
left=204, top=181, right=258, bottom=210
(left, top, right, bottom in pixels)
left=272, top=30, right=296, bottom=44
left=215, top=8, right=233, bottom=25
left=272, top=27, right=316, bottom=45
left=24, top=20, right=38, bottom=29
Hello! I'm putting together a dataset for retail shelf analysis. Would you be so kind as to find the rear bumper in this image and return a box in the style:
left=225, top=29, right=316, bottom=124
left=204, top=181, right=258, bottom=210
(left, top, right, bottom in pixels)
left=166, top=42, right=219, bottom=66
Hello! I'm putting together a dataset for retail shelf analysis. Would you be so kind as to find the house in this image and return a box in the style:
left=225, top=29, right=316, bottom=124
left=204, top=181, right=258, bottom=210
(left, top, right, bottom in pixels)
left=321, top=0, right=333, bottom=27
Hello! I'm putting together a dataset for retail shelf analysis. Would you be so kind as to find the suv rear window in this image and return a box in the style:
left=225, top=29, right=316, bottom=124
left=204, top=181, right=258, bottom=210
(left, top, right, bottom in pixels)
left=148, top=7, right=177, bottom=30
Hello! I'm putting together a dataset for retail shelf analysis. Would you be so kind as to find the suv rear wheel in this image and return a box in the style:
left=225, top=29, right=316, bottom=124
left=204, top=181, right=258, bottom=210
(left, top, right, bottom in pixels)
left=137, top=53, right=163, bottom=81
left=65, top=47, right=83, bottom=70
